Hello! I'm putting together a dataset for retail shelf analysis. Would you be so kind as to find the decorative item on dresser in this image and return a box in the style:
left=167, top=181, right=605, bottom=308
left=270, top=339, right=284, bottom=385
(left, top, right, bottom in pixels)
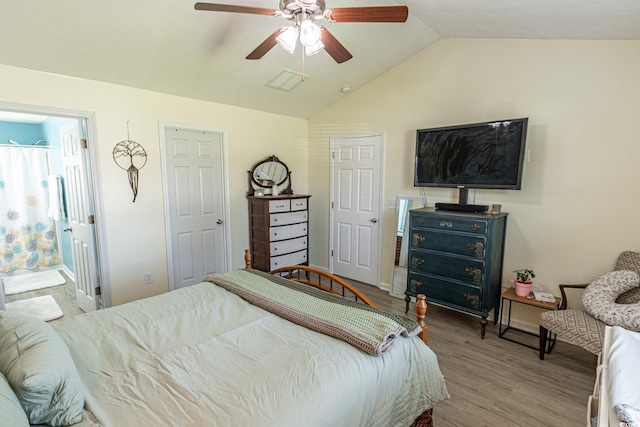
left=405, top=207, right=508, bottom=338
left=246, top=154, right=292, bottom=196
left=248, top=194, right=311, bottom=271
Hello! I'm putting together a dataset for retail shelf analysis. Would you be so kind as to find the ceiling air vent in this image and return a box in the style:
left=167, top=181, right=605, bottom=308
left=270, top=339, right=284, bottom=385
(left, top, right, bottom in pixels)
left=265, top=69, right=308, bottom=92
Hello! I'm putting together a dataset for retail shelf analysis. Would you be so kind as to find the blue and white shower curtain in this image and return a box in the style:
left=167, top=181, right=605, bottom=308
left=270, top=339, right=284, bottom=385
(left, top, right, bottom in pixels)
left=0, top=147, right=60, bottom=273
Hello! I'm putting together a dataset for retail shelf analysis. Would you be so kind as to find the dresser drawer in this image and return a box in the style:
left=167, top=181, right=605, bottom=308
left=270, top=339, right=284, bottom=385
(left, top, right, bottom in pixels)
left=270, top=222, right=307, bottom=241
left=270, top=211, right=308, bottom=226
left=290, top=198, right=308, bottom=211
left=410, top=229, right=486, bottom=258
left=409, top=251, right=485, bottom=284
left=270, top=250, right=307, bottom=270
left=269, top=199, right=291, bottom=213
left=407, top=271, right=484, bottom=312
left=412, top=214, right=487, bottom=234
left=270, top=236, right=307, bottom=256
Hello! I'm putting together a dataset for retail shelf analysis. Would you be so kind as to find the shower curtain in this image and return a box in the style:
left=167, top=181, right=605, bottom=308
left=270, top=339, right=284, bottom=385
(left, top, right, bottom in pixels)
left=0, top=147, right=61, bottom=273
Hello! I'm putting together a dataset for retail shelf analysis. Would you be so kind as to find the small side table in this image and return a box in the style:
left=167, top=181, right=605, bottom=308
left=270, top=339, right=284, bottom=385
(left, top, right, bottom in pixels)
left=499, top=288, right=561, bottom=354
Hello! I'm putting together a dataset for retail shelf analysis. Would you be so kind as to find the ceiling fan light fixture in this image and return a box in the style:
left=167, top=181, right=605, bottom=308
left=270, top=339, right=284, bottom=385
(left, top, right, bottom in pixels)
left=276, top=26, right=299, bottom=54
left=304, top=40, right=324, bottom=56
left=299, top=19, right=322, bottom=47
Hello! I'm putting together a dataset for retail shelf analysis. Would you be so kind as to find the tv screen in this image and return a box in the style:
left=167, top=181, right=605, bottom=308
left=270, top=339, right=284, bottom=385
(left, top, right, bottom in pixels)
left=414, top=118, right=528, bottom=190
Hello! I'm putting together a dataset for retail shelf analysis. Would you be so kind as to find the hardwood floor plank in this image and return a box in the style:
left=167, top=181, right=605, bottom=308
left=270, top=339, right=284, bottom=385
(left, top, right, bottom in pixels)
left=348, top=280, right=596, bottom=427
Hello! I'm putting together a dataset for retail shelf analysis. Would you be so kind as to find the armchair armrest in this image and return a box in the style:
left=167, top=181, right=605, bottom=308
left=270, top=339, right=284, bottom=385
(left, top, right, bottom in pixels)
left=558, top=283, right=588, bottom=309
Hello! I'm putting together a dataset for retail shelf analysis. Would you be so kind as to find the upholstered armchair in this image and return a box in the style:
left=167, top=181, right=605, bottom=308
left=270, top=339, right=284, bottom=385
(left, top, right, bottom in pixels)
left=539, top=251, right=640, bottom=360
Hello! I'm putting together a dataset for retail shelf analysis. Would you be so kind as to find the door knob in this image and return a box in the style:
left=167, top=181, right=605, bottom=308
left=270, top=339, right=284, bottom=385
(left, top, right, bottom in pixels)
left=63, top=227, right=72, bottom=232
left=370, top=218, right=378, bottom=223
left=216, top=219, right=223, bottom=225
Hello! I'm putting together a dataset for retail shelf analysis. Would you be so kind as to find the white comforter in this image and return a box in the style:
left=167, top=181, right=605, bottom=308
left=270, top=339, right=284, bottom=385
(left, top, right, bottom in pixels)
left=52, top=281, right=449, bottom=427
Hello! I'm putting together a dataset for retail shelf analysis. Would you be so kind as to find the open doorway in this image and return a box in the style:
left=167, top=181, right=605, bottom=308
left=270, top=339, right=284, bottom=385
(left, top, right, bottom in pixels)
left=0, top=104, right=107, bottom=321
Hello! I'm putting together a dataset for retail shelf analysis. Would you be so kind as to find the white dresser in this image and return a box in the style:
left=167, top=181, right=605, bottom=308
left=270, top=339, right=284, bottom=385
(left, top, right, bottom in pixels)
left=247, top=195, right=310, bottom=271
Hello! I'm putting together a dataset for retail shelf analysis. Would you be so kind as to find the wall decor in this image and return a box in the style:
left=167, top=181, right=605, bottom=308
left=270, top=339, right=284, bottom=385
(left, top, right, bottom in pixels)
left=112, top=122, right=147, bottom=202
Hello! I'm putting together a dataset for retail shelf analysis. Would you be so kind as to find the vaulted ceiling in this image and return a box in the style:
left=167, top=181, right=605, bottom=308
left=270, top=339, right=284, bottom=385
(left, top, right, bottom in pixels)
left=2, top=0, right=639, bottom=119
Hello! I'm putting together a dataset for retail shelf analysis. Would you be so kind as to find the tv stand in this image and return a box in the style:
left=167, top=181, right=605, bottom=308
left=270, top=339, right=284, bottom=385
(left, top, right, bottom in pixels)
left=435, top=203, right=488, bottom=213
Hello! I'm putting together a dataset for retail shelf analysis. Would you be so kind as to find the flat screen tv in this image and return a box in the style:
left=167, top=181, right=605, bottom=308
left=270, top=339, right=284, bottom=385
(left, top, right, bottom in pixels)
left=414, top=118, right=528, bottom=205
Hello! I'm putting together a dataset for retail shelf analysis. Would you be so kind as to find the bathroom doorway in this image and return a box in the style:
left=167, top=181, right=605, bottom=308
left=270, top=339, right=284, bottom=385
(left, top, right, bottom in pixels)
left=0, top=104, right=107, bottom=319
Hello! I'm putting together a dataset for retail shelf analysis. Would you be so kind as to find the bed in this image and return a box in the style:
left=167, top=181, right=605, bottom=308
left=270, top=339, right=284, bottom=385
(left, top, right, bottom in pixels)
left=589, top=326, right=640, bottom=427
left=0, top=251, right=449, bottom=427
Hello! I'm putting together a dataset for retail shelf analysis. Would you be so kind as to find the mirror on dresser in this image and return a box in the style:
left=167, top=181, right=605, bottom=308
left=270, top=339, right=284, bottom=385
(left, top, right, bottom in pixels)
left=247, top=155, right=293, bottom=196
left=390, top=196, right=426, bottom=298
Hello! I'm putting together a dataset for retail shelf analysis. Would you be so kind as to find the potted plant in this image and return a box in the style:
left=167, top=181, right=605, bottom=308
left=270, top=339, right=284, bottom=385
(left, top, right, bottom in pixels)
left=513, top=268, right=535, bottom=297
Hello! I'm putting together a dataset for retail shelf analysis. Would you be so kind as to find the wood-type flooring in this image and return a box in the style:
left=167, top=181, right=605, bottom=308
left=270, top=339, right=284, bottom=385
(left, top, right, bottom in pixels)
left=350, top=280, right=596, bottom=427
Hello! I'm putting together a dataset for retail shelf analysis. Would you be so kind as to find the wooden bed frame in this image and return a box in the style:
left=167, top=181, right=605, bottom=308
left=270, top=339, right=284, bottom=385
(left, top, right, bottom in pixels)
left=243, top=250, right=434, bottom=426
left=243, top=249, right=429, bottom=345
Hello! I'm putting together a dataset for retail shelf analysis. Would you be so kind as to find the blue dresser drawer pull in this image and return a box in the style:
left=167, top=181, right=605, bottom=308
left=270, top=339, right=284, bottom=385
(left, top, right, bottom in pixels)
left=409, top=279, right=422, bottom=293
left=470, top=224, right=481, bottom=231
left=412, top=233, right=426, bottom=246
left=465, top=267, right=483, bottom=283
left=416, top=217, right=424, bottom=224
left=467, top=241, right=485, bottom=257
left=440, top=221, right=453, bottom=228
left=464, top=293, right=481, bottom=310
left=411, top=257, right=425, bottom=269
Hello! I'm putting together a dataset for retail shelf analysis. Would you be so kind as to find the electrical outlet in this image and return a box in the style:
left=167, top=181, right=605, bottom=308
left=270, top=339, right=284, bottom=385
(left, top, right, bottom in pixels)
left=388, top=199, right=396, bottom=210
left=507, top=279, right=515, bottom=289
left=144, top=272, right=153, bottom=285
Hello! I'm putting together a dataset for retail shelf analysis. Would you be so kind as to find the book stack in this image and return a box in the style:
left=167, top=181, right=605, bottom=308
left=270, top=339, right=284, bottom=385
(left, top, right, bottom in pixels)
left=533, top=291, right=556, bottom=303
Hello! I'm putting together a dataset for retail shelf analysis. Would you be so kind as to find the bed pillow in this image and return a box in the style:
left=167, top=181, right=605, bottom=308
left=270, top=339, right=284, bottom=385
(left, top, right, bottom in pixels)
left=0, top=371, right=30, bottom=427
left=0, top=311, right=84, bottom=426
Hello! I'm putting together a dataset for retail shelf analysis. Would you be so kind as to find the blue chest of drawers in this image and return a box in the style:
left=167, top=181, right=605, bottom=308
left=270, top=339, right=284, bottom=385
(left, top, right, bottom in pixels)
left=405, top=208, right=508, bottom=338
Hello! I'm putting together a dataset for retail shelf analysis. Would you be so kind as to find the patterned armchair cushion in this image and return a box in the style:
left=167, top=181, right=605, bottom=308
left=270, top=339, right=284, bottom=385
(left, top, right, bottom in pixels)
left=615, top=251, right=640, bottom=304
left=582, top=270, right=640, bottom=331
left=540, top=309, right=605, bottom=354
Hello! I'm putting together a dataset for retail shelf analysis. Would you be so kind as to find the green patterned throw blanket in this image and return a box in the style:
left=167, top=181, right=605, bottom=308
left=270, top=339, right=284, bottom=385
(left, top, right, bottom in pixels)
left=204, top=269, right=422, bottom=355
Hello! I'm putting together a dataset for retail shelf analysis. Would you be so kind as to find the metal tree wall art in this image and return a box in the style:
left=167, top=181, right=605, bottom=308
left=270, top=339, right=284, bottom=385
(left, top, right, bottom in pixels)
left=112, top=123, right=147, bottom=202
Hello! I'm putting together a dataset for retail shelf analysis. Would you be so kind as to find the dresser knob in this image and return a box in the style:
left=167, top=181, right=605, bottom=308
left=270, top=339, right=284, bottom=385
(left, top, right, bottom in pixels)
left=412, top=233, right=426, bottom=247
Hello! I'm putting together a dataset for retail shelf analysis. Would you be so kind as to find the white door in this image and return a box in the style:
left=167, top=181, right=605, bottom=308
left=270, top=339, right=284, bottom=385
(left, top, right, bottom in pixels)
left=164, top=127, right=228, bottom=290
left=330, top=133, right=383, bottom=285
left=60, top=120, right=99, bottom=312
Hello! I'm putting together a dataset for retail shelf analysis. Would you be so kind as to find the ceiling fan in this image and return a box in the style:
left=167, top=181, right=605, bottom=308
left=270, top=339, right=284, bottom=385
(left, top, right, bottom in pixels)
left=194, top=1, right=409, bottom=64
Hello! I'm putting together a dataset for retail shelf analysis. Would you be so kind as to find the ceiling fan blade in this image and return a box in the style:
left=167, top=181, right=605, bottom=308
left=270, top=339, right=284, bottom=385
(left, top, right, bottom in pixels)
left=194, top=3, right=281, bottom=17
left=321, top=27, right=353, bottom=64
left=324, top=6, right=409, bottom=23
left=246, top=28, right=284, bottom=60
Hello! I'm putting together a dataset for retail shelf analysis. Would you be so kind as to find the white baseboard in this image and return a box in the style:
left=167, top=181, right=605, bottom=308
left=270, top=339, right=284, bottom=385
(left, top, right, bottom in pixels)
left=61, top=265, right=75, bottom=283
left=499, top=315, right=539, bottom=335
left=378, top=282, right=390, bottom=292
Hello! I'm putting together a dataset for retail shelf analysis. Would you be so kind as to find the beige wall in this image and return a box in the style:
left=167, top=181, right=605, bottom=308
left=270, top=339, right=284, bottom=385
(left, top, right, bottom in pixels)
left=3, top=38, right=639, bottom=324
left=309, top=39, right=640, bottom=322
left=0, top=64, right=308, bottom=306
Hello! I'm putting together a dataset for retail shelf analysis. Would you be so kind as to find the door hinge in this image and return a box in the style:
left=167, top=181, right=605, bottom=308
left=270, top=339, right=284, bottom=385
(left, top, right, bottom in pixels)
left=88, top=214, right=95, bottom=224
left=331, top=202, right=334, bottom=209
left=331, top=250, right=334, bottom=257
left=331, top=151, right=335, bottom=160
left=81, top=139, right=88, bottom=149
